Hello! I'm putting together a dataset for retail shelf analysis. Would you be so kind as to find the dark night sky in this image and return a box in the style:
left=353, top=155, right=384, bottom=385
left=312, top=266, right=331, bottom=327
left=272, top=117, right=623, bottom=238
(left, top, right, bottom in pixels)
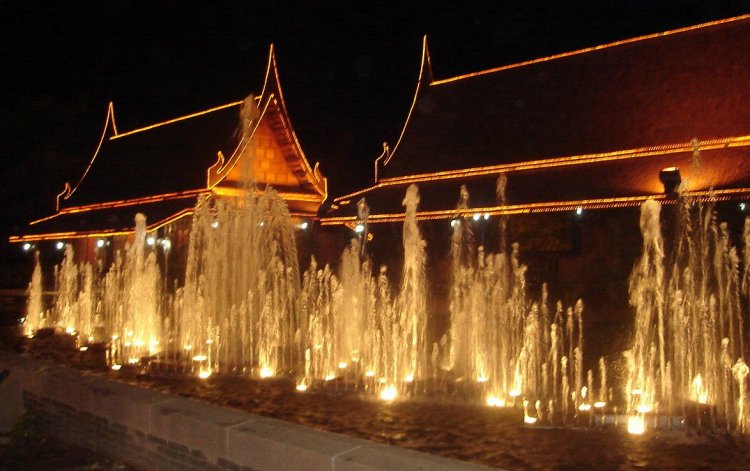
left=2, top=0, right=749, bottom=242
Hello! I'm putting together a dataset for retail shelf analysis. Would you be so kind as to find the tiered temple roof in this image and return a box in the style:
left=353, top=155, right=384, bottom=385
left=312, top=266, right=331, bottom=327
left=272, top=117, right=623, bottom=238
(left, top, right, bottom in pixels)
left=12, top=45, right=326, bottom=243
left=323, top=15, right=750, bottom=226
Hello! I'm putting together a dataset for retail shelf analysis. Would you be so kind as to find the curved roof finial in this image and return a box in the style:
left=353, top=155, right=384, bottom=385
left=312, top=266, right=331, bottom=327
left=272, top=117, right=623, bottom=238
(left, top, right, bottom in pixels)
left=421, top=35, right=434, bottom=84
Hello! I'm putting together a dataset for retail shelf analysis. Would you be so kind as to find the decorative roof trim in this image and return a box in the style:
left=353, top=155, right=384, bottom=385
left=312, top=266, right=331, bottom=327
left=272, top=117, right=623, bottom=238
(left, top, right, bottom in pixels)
left=264, top=44, right=328, bottom=199
left=431, top=14, right=750, bottom=86
left=321, top=188, right=750, bottom=226
left=57, top=102, right=118, bottom=211
left=109, top=101, right=243, bottom=140
left=379, top=35, right=432, bottom=173
left=336, top=134, right=750, bottom=203
left=10, top=208, right=196, bottom=243
left=35, top=189, right=204, bottom=225
left=207, top=94, right=272, bottom=188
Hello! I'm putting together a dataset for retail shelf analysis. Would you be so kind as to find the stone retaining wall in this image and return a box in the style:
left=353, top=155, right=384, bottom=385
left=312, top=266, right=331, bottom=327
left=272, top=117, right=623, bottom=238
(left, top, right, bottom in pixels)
left=0, top=351, right=498, bottom=471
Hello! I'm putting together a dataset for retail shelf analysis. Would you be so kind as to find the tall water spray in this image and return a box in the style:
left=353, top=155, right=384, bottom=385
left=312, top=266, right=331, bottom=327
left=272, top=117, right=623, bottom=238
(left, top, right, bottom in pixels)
left=447, top=177, right=592, bottom=423
left=24, top=252, right=44, bottom=336
left=176, top=188, right=301, bottom=377
left=103, top=213, right=162, bottom=363
left=627, top=196, right=749, bottom=432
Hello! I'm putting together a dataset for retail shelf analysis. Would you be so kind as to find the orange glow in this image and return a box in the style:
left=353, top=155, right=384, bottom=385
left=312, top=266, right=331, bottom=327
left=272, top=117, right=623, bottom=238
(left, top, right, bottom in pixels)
left=320, top=188, right=750, bottom=226
left=431, top=14, right=750, bottom=86
left=10, top=208, right=195, bottom=243
left=109, top=101, right=243, bottom=140
left=38, top=190, right=205, bottom=225
left=207, top=95, right=273, bottom=189
left=206, top=45, right=326, bottom=200
left=211, top=186, right=324, bottom=203
left=341, top=135, right=750, bottom=203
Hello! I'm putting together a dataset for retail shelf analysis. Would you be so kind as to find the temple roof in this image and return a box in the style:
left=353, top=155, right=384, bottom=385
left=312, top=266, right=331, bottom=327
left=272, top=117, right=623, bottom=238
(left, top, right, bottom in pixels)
left=12, top=45, right=326, bottom=241
left=376, top=15, right=750, bottom=181
left=324, top=144, right=750, bottom=225
left=13, top=197, right=198, bottom=242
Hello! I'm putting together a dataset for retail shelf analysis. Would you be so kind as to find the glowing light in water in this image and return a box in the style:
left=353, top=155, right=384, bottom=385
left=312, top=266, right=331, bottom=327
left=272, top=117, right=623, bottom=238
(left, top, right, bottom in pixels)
left=404, top=374, right=414, bottom=383
left=365, top=370, right=376, bottom=377
left=338, top=362, right=348, bottom=369
left=192, top=355, right=208, bottom=362
left=380, top=385, right=398, bottom=402
left=627, top=415, right=646, bottom=435
left=259, top=367, right=274, bottom=378
left=198, top=369, right=211, bottom=379
left=594, top=401, right=607, bottom=408
left=477, top=376, right=489, bottom=383
left=79, top=347, right=88, bottom=352
left=578, top=403, right=592, bottom=412
left=524, top=414, right=538, bottom=424
left=636, top=404, right=652, bottom=414
left=295, top=383, right=308, bottom=392
left=486, top=396, right=506, bottom=407
left=111, top=364, right=122, bottom=371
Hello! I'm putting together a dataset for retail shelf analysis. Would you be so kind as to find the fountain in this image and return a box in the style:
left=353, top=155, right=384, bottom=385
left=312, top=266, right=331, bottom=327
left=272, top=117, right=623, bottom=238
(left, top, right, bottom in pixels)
left=626, top=194, right=749, bottom=433
left=21, top=157, right=750, bottom=440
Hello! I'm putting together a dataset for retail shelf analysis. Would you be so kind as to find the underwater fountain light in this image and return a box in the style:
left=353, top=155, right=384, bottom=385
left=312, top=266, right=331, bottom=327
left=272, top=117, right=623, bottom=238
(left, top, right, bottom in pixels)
left=338, top=362, right=348, bottom=369
left=627, top=415, right=646, bottom=435
left=486, top=396, right=505, bottom=407
left=740, top=202, right=746, bottom=211
left=22, top=242, right=32, bottom=251
left=295, top=383, right=308, bottom=392
left=192, top=355, right=208, bottom=362
left=299, top=221, right=309, bottom=230
left=259, top=366, right=274, bottom=378
left=56, top=241, right=65, bottom=250
left=146, top=237, right=155, bottom=246
left=354, top=223, right=365, bottom=234
left=404, top=374, right=415, bottom=383
left=472, top=213, right=481, bottom=221
left=96, top=239, right=106, bottom=248
left=111, top=364, right=122, bottom=371
left=198, top=369, right=212, bottom=379
left=79, top=347, right=88, bottom=352
left=211, top=221, right=219, bottom=229
left=483, top=213, right=490, bottom=220
left=575, top=207, right=583, bottom=216
left=379, top=385, right=398, bottom=402
left=659, top=166, right=681, bottom=194
left=594, top=401, right=606, bottom=408
left=477, top=376, right=489, bottom=383
left=450, top=218, right=460, bottom=228
left=365, top=370, right=376, bottom=377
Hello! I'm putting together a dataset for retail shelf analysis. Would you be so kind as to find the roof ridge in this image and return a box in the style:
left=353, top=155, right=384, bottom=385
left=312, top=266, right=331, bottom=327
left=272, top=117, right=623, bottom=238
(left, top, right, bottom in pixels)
left=431, top=14, right=750, bottom=86
left=110, top=100, right=244, bottom=140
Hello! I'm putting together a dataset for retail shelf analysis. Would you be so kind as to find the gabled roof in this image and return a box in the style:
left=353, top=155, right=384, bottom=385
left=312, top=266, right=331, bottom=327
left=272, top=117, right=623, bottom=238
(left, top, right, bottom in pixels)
left=59, top=44, right=325, bottom=211
left=322, top=15, right=750, bottom=225
left=376, top=14, right=750, bottom=181
left=12, top=45, right=326, bottom=242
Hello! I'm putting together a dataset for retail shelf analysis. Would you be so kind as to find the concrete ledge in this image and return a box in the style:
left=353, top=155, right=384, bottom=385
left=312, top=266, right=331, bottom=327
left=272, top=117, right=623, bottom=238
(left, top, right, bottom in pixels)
left=228, top=416, right=371, bottom=470
left=151, top=397, right=257, bottom=462
left=0, top=350, right=501, bottom=470
left=91, top=377, right=171, bottom=434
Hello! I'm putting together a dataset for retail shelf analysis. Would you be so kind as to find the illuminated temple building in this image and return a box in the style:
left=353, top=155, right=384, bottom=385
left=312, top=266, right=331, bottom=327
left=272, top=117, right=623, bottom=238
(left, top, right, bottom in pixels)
left=10, top=45, right=327, bottom=263
left=10, top=15, right=750, bottom=328
left=318, top=14, right=750, bottom=335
